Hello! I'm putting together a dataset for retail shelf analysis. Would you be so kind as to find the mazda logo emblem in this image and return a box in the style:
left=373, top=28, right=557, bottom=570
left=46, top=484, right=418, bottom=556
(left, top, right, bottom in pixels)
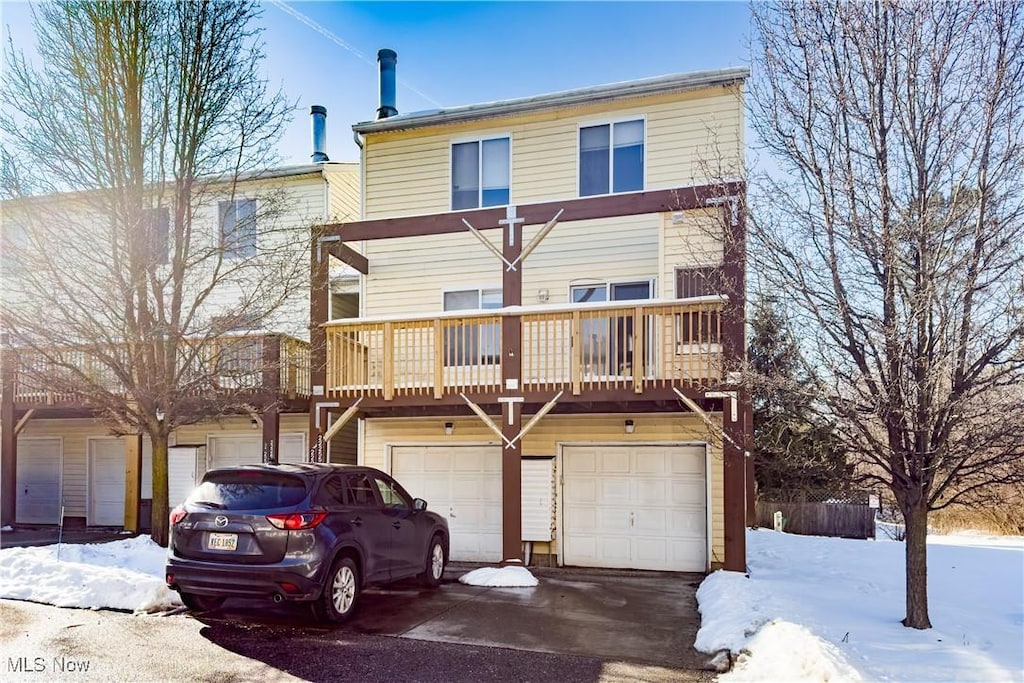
left=215, top=515, right=229, bottom=528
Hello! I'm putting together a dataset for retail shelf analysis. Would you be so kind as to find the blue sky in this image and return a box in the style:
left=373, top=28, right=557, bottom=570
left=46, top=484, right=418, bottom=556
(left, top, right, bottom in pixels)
left=2, top=1, right=751, bottom=164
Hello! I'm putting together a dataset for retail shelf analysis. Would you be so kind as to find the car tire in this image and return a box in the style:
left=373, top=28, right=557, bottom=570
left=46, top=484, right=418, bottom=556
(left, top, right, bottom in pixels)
left=421, top=534, right=446, bottom=588
left=179, top=592, right=225, bottom=612
left=319, top=556, right=360, bottom=622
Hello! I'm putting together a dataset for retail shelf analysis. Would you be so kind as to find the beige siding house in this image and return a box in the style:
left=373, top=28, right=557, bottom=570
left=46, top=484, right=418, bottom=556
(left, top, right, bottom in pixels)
left=312, top=52, right=752, bottom=572
left=1, top=147, right=361, bottom=529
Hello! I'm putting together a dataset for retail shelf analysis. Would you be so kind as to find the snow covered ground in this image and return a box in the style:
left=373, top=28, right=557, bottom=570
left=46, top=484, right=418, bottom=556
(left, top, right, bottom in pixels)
left=0, top=536, right=180, bottom=613
left=697, top=529, right=1024, bottom=682
left=0, top=528, right=1021, bottom=683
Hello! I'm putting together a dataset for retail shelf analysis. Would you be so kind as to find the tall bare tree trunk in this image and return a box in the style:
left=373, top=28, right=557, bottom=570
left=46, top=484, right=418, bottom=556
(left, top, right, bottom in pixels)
left=150, top=432, right=169, bottom=547
left=902, top=502, right=931, bottom=629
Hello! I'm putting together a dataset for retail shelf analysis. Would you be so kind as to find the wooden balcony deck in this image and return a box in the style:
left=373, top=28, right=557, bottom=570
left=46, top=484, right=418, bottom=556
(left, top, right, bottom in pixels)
left=2, top=333, right=311, bottom=409
left=324, top=297, right=725, bottom=402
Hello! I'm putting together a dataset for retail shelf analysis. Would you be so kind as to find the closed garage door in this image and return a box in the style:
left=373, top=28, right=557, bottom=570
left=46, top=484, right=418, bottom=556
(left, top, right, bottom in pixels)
left=391, top=445, right=502, bottom=562
left=208, top=434, right=305, bottom=470
left=562, top=444, right=708, bottom=572
left=88, top=438, right=154, bottom=527
left=16, top=438, right=62, bottom=524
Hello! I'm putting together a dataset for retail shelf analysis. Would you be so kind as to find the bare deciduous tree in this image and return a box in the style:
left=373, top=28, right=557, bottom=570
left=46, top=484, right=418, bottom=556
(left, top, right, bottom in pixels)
left=0, top=1, right=305, bottom=546
left=748, top=0, right=1024, bottom=628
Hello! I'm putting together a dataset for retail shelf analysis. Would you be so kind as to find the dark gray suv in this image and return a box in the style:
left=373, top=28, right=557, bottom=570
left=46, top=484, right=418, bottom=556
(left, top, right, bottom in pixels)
left=165, top=463, right=449, bottom=622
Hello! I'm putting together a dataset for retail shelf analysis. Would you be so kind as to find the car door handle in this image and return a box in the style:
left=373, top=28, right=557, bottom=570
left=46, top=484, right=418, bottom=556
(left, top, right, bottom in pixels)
left=350, top=517, right=363, bottom=526
left=392, top=521, right=402, bottom=529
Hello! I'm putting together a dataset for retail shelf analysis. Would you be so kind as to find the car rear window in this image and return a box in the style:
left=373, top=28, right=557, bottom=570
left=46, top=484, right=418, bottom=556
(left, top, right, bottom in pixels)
left=187, top=471, right=308, bottom=510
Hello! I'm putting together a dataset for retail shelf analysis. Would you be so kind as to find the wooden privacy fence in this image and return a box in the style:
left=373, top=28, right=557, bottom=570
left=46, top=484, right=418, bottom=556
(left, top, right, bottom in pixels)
left=756, top=500, right=876, bottom=539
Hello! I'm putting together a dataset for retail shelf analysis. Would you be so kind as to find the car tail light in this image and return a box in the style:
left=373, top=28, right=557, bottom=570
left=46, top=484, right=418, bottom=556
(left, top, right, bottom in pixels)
left=169, top=506, right=187, bottom=525
left=266, top=511, right=327, bottom=530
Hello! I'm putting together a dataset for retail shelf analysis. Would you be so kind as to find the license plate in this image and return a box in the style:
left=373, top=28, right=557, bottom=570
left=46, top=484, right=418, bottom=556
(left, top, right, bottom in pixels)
left=207, top=533, right=237, bottom=551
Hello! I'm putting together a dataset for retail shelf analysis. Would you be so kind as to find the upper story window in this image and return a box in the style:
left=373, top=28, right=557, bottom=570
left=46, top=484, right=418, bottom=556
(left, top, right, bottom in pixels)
left=451, top=137, right=510, bottom=210
left=579, top=119, right=644, bottom=196
left=219, top=198, right=257, bottom=259
left=144, top=207, right=170, bottom=265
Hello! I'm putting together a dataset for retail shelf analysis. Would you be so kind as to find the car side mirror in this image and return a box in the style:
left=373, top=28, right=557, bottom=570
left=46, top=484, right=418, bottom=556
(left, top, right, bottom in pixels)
left=413, top=498, right=428, bottom=512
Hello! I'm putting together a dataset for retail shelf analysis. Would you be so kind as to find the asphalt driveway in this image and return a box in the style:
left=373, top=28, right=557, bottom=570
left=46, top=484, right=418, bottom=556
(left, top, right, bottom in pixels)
left=212, top=563, right=712, bottom=673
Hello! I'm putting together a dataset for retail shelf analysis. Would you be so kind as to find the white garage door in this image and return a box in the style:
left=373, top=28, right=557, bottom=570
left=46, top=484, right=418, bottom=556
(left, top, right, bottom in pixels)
left=562, top=444, right=708, bottom=572
left=88, top=438, right=154, bottom=527
left=168, top=447, right=201, bottom=507
left=391, top=445, right=502, bottom=562
left=208, top=434, right=305, bottom=470
left=16, top=438, right=62, bottom=524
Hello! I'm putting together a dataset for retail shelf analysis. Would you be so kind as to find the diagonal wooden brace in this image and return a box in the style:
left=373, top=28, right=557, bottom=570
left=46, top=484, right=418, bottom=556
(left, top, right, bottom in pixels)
left=510, top=209, right=563, bottom=270
left=323, top=397, right=364, bottom=443
left=459, top=392, right=513, bottom=447
left=463, top=218, right=517, bottom=271
left=672, top=387, right=745, bottom=453
left=506, top=390, right=563, bottom=449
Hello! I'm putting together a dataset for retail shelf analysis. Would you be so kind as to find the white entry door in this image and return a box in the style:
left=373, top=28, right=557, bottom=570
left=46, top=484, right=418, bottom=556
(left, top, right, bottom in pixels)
left=561, top=444, right=708, bottom=571
left=16, top=438, right=62, bottom=524
left=208, top=434, right=306, bottom=470
left=390, top=445, right=503, bottom=562
left=88, top=438, right=154, bottom=526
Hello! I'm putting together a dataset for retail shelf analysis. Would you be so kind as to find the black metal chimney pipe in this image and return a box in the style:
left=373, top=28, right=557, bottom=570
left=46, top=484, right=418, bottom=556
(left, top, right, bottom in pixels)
left=376, top=49, right=398, bottom=120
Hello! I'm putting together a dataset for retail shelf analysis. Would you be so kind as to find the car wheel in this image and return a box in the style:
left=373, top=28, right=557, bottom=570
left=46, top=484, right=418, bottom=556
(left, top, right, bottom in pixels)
left=421, top=534, right=446, bottom=588
left=179, top=592, right=225, bottom=612
left=319, top=556, right=360, bottom=622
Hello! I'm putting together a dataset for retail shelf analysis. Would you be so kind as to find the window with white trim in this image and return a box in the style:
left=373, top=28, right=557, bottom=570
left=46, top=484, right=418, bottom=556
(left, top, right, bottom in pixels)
left=443, top=288, right=502, bottom=365
left=451, top=137, right=510, bottom=210
left=579, top=119, right=644, bottom=196
left=219, top=198, right=257, bottom=259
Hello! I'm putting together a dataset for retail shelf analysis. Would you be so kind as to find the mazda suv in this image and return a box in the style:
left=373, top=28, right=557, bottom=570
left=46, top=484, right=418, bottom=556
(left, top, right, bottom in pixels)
left=165, top=463, right=449, bottom=622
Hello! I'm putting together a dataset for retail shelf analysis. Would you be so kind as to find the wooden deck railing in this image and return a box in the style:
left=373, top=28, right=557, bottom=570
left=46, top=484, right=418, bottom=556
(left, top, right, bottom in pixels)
left=4, top=333, right=312, bottom=406
left=324, top=298, right=724, bottom=400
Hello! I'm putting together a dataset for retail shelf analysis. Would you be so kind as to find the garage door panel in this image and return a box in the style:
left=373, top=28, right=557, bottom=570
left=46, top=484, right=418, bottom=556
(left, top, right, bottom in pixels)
left=671, top=450, right=705, bottom=475
left=391, top=445, right=503, bottom=563
left=566, top=478, right=598, bottom=503
left=671, top=478, right=706, bottom=504
left=635, top=479, right=670, bottom=505
left=600, top=478, right=630, bottom=503
left=599, top=450, right=630, bottom=473
left=562, top=444, right=708, bottom=572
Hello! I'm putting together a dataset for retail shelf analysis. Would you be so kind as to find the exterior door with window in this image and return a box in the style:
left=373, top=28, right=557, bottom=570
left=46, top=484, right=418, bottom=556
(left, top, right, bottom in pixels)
left=571, top=281, right=651, bottom=375
left=443, top=288, right=502, bottom=367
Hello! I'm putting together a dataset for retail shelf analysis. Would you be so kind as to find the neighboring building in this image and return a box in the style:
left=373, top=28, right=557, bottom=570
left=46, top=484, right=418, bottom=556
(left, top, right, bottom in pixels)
left=0, top=109, right=360, bottom=530
left=311, top=51, right=752, bottom=572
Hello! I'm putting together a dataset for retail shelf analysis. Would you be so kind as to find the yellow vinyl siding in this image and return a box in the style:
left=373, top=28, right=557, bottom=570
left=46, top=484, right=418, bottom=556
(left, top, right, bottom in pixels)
left=172, top=414, right=309, bottom=446
left=660, top=208, right=726, bottom=298
left=362, top=413, right=725, bottom=564
left=362, top=87, right=744, bottom=219
left=365, top=213, right=662, bottom=318
left=323, top=163, right=360, bottom=223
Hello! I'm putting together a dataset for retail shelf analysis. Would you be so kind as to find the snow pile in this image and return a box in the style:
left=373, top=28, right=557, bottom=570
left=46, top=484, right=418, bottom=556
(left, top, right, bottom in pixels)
left=723, top=621, right=863, bottom=682
left=0, top=536, right=181, bottom=613
left=697, top=529, right=1024, bottom=682
left=458, top=565, right=538, bottom=587
left=1, top=525, right=12, bottom=532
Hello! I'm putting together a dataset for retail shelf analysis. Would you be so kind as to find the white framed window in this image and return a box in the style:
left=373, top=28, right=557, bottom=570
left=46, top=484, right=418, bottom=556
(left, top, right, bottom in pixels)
left=443, top=287, right=502, bottom=365
left=579, top=118, right=645, bottom=197
left=451, top=136, right=510, bottom=210
left=219, top=198, right=257, bottom=259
